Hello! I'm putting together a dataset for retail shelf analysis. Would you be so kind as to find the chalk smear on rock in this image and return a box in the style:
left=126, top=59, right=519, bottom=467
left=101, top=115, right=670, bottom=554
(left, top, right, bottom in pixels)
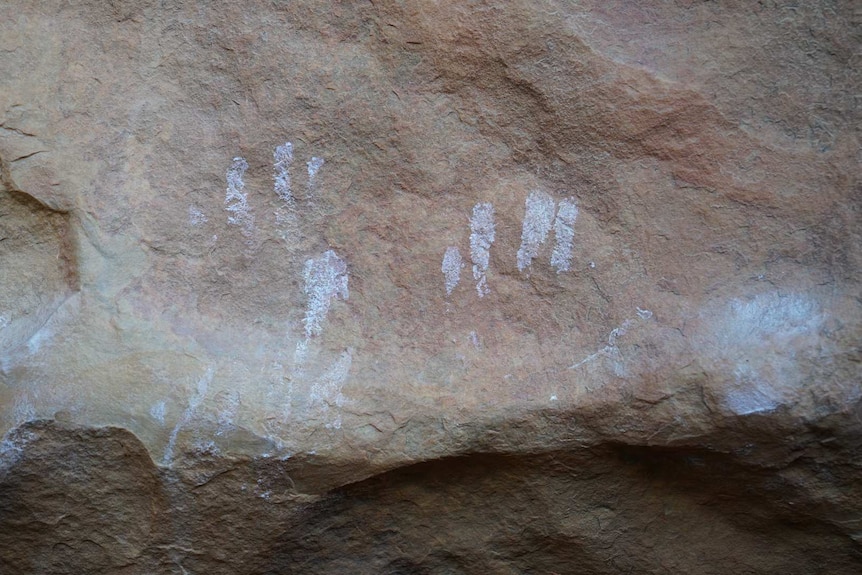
left=442, top=246, right=463, bottom=296
left=516, top=190, right=556, bottom=272
left=309, top=348, right=353, bottom=430
left=188, top=205, right=208, bottom=226
left=163, top=366, right=214, bottom=464
left=306, top=156, right=325, bottom=198
left=551, top=198, right=578, bottom=273
left=273, top=142, right=295, bottom=204
left=303, top=250, right=349, bottom=339
left=469, top=202, right=495, bottom=297
left=224, top=157, right=255, bottom=238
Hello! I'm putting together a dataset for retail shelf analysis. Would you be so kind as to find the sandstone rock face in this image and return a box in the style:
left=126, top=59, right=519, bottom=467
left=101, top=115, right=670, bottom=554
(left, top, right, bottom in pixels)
left=1, top=1, right=860, bottom=573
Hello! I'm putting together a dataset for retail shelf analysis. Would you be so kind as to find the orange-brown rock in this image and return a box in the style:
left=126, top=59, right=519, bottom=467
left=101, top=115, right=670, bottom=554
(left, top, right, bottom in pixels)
left=1, top=1, right=859, bottom=573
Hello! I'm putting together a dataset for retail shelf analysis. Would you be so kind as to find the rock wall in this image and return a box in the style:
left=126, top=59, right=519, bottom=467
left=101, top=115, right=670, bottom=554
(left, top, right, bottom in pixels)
left=1, top=1, right=860, bottom=573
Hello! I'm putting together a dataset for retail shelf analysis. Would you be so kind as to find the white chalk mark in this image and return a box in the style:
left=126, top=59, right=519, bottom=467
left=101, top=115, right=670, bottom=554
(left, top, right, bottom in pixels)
left=150, top=401, right=166, bottom=425
left=224, top=157, right=255, bottom=238
left=163, top=366, right=214, bottom=465
left=0, top=427, right=38, bottom=479
left=303, top=250, right=349, bottom=338
left=569, top=348, right=610, bottom=371
left=469, top=202, right=495, bottom=297
left=693, top=292, right=835, bottom=415
left=274, top=142, right=295, bottom=204
left=516, top=191, right=556, bottom=272
left=309, top=348, right=353, bottom=429
left=636, top=307, right=653, bottom=320
left=275, top=206, right=299, bottom=241
left=12, top=395, right=36, bottom=424
left=294, top=338, right=310, bottom=368
left=569, top=318, right=638, bottom=371
left=188, top=205, right=208, bottom=226
left=442, top=246, right=463, bottom=296
left=306, top=157, right=325, bottom=197
left=27, top=325, right=50, bottom=355
left=607, top=322, right=630, bottom=346
left=215, top=390, right=240, bottom=436
left=725, top=364, right=781, bottom=415
left=273, top=142, right=300, bottom=241
left=551, top=198, right=578, bottom=273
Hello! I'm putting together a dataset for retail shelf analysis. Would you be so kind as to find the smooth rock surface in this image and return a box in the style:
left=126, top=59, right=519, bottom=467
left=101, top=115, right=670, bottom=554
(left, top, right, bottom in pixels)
left=1, top=1, right=860, bottom=573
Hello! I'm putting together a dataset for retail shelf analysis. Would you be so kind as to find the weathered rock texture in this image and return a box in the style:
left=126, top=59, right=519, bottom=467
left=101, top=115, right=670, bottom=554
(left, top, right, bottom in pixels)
left=1, top=1, right=860, bottom=573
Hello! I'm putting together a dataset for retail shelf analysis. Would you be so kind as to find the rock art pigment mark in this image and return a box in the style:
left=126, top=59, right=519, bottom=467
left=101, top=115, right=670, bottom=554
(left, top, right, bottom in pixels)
left=636, top=307, right=653, bottom=320
left=695, top=292, right=832, bottom=416
left=269, top=140, right=328, bottom=239
left=294, top=249, right=350, bottom=367
left=215, top=390, right=241, bottom=436
left=302, top=250, right=349, bottom=339
left=224, top=157, right=254, bottom=239
left=273, top=142, right=295, bottom=204
left=306, top=156, right=324, bottom=198
left=441, top=246, right=463, bottom=296
left=550, top=198, right=578, bottom=273
left=309, top=348, right=353, bottom=430
left=150, top=401, right=166, bottom=425
left=470, top=202, right=496, bottom=297
left=516, top=190, right=556, bottom=272
left=162, top=366, right=214, bottom=464
left=188, top=205, right=207, bottom=226
left=12, top=395, right=36, bottom=425
left=569, top=308, right=652, bottom=374
left=0, top=425, right=38, bottom=478
left=443, top=193, right=580, bottom=298
left=725, top=365, right=783, bottom=416
left=273, top=142, right=299, bottom=240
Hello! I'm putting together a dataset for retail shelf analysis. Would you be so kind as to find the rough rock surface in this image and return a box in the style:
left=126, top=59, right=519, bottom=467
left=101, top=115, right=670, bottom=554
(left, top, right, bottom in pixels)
left=0, top=1, right=860, bottom=573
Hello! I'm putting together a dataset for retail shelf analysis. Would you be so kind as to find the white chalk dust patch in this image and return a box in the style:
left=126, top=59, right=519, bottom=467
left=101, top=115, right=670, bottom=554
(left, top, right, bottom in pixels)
left=273, top=142, right=295, bottom=204
left=224, top=157, right=255, bottom=239
left=516, top=191, right=556, bottom=272
left=163, top=366, right=214, bottom=464
left=302, top=250, right=349, bottom=339
left=309, top=348, right=353, bottom=430
left=442, top=246, right=463, bottom=296
left=306, top=157, right=325, bottom=198
left=470, top=202, right=495, bottom=297
left=692, top=292, right=831, bottom=416
left=188, top=205, right=208, bottom=226
left=550, top=198, right=578, bottom=273
left=150, top=401, right=166, bottom=425
left=568, top=307, right=654, bottom=381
